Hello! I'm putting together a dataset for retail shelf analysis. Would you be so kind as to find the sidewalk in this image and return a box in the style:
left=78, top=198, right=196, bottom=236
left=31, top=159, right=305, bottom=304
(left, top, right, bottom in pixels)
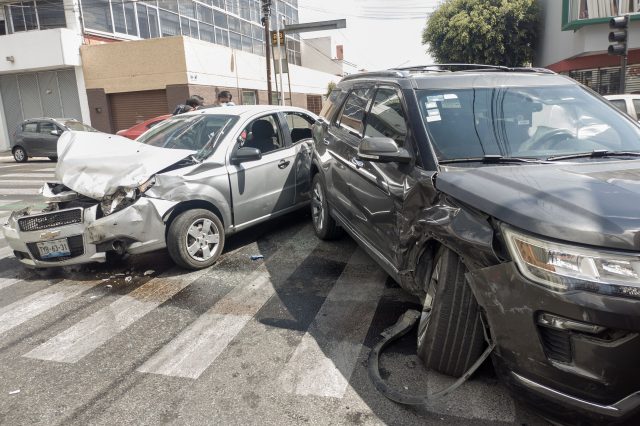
left=0, top=150, right=13, bottom=162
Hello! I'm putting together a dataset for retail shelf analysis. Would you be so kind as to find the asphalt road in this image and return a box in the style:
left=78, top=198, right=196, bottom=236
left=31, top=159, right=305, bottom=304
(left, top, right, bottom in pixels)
left=0, top=155, right=548, bottom=425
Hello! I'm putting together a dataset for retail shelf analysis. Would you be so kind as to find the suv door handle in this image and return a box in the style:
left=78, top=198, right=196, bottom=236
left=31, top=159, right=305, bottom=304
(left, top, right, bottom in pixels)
left=278, top=160, right=290, bottom=169
left=350, top=157, right=364, bottom=168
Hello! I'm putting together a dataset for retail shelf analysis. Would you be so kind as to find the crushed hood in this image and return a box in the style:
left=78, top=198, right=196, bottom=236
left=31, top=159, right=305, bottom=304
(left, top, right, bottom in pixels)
left=435, top=160, right=640, bottom=251
left=56, top=131, right=196, bottom=199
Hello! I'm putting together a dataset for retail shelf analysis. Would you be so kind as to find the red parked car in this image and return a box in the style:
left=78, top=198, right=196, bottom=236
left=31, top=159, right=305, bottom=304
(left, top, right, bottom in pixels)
left=116, top=114, right=171, bottom=140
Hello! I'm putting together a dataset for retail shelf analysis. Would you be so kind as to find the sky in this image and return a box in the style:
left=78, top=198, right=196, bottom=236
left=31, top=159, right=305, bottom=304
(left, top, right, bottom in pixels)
left=296, top=0, right=440, bottom=71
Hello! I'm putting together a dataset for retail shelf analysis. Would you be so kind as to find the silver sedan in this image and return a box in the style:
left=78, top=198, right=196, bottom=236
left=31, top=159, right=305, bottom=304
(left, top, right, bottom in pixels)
left=2, top=105, right=317, bottom=269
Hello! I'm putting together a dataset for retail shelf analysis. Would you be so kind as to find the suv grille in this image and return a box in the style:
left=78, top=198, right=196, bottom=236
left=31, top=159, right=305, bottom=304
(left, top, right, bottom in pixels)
left=18, top=209, right=82, bottom=232
left=27, top=235, right=84, bottom=262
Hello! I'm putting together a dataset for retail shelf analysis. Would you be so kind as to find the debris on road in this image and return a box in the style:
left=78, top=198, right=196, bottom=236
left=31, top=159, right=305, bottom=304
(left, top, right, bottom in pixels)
left=144, top=270, right=155, bottom=276
left=9, top=390, right=20, bottom=395
left=125, top=276, right=133, bottom=283
left=250, top=255, right=264, bottom=261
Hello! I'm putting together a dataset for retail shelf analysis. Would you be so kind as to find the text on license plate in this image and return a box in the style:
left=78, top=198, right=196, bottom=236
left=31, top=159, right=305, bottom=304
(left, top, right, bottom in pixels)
left=37, top=238, right=71, bottom=259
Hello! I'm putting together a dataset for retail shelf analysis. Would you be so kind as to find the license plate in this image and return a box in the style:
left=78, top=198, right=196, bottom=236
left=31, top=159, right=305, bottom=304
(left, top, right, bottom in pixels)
left=37, top=238, right=71, bottom=259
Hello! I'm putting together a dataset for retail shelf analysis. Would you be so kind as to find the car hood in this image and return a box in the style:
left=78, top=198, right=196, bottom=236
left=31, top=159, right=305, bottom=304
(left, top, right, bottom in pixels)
left=56, top=131, right=196, bottom=199
left=435, top=160, right=640, bottom=251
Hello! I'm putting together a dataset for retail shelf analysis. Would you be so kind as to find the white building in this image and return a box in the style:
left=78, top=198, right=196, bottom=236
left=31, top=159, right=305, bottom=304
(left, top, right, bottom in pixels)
left=0, top=0, right=340, bottom=150
left=536, top=0, right=640, bottom=95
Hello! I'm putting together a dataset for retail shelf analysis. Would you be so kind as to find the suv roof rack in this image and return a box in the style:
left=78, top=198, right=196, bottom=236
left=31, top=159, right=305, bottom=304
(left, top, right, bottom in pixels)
left=341, top=64, right=555, bottom=82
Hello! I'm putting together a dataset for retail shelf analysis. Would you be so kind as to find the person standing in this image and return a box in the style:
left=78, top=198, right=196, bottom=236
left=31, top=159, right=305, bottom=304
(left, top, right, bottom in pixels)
left=215, top=91, right=235, bottom=107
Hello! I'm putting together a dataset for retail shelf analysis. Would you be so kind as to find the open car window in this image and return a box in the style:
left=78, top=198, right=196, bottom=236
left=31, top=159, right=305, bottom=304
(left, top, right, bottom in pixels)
left=283, top=112, right=315, bottom=143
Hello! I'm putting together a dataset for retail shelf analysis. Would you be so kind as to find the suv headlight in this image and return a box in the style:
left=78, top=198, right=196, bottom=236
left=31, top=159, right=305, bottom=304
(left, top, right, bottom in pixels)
left=503, top=226, right=640, bottom=297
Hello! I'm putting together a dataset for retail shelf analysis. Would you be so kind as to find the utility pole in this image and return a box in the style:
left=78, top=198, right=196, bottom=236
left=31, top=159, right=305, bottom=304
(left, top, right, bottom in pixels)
left=261, top=0, right=273, bottom=104
left=274, top=1, right=285, bottom=105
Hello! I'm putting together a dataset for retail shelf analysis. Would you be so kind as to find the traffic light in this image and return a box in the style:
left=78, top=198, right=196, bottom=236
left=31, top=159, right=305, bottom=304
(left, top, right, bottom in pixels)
left=609, top=15, right=629, bottom=56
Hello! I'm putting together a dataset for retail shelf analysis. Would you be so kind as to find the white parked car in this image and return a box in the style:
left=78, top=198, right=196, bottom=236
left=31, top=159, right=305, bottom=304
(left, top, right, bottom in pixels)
left=604, top=94, right=640, bottom=121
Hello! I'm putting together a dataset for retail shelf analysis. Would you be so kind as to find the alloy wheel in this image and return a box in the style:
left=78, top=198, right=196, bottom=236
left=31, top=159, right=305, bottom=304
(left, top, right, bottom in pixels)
left=417, top=255, right=440, bottom=348
left=185, top=218, right=220, bottom=261
left=311, top=180, right=325, bottom=232
left=14, top=148, right=25, bottom=162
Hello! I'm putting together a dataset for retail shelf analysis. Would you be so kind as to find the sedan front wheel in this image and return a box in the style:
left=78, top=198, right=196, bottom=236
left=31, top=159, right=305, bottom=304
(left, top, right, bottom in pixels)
left=167, top=209, right=225, bottom=270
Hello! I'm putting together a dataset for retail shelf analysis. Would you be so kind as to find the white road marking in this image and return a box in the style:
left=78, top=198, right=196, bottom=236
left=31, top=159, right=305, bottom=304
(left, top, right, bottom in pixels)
left=0, top=280, right=101, bottom=336
left=279, top=249, right=386, bottom=398
left=0, top=188, right=41, bottom=195
left=23, top=269, right=208, bottom=363
left=34, top=168, right=56, bottom=172
left=0, top=268, right=24, bottom=291
left=2, top=173, right=55, bottom=178
left=0, top=181, right=47, bottom=186
left=0, top=164, right=22, bottom=169
left=137, top=227, right=319, bottom=379
left=0, top=199, right=20, bottom=207
left=0, top=246, right=13, bottom=260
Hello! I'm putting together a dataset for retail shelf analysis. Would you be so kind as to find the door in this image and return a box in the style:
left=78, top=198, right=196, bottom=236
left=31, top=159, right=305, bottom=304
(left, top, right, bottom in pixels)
left=324, top=86, right=375, bottom=221
left=347, top=86, right=409, bottom=263
left=227, top=113, right=297, bottom=226
left=36, top=121, right=62, bottom=156
left=109, top=90, right=168, bottom=133
left=282, top=110, right=316, bottom=204
left=20, top=121, right=41, bottom=155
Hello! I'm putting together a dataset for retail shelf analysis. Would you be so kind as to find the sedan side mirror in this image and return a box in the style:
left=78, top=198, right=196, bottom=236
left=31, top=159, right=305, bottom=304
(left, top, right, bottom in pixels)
left=231, top=147, right=262, bottom=164
left=358, top=137, right=412, bottom=163
left=50, top=129, right=61, bottom=136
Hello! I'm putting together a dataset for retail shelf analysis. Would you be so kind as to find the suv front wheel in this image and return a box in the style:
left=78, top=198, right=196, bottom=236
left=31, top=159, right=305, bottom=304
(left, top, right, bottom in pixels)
left=311, top=174, right=342, bottom=240
left=416, top=247, right=486, bottom=377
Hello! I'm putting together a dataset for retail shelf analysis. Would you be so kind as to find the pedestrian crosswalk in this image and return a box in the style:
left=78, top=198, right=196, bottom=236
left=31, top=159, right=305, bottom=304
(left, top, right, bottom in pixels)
left=0, top=162, right=519, bottom=423
left=0, top=234, right=517, bottom=423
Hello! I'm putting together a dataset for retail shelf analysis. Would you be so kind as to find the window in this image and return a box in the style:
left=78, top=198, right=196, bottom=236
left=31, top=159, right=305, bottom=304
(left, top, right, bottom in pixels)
left=39, top=122, right=58, bottom=134
left=82, top=0, right=113, bottom=33
left=609, top=99, right=627, bottom=113
left=365, top=88, right=407, bottom=147
left=23, top=122, right=38, bottom=132
left=239, top=114, right=283, bottom=154
left=337, top=87, right=374, bottom=136
left=37, top=0, right=66, bottom=30
left=242, top=90, right=257, bottom=105
left=633, top=99, right=640, bottom=120
left=563, top=0, right=640, bottom=30
left=284, top=112, right=315, bottom=143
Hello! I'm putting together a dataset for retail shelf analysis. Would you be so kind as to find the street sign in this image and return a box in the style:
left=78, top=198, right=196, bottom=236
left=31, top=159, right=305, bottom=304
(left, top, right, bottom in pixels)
left=271, top=30, right=285, bottom=45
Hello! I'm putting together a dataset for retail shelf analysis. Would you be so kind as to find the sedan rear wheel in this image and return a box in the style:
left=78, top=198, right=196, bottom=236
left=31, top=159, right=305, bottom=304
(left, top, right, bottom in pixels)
left=167, top=209, right=225, bottom=270
left=13, top=146, right=27, bottom=163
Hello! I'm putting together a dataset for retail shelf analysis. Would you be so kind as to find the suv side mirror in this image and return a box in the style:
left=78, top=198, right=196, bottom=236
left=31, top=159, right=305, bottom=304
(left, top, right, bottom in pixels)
left=358, top=137, right=412, bottom=163
left=231, top=147, right=262, bottom=164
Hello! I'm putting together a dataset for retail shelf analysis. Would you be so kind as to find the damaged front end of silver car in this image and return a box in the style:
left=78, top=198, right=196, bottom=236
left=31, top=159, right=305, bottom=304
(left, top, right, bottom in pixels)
left=1, top=131, right=190, bottom=268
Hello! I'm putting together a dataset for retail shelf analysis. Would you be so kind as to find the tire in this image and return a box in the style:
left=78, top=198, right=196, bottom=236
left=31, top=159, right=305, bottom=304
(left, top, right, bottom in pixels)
left=416, top=247, right=486, bottom=377
left=48, top=156, right=58, bottom=162
left=13, top=146, right=27, bottom=163
left=167, top=209, right=225, bottom=270
left=310, top=173, right=342, bottom=240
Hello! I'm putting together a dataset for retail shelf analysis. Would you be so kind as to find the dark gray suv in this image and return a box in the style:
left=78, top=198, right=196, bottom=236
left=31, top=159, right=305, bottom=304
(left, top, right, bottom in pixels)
left=310, top=65, right=640, bottom=425
left=11, top=118, right=97, bottom=162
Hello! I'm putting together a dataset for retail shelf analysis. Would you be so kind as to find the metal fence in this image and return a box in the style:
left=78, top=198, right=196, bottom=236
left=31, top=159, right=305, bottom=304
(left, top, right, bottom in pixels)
left=565, top=64, right=640, bottom=95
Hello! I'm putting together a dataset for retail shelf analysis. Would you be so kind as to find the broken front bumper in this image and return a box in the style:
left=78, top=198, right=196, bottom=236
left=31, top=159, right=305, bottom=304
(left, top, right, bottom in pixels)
left=468, top=262, right=640, bottom=424
left=1, top=197, right=176, bottom=268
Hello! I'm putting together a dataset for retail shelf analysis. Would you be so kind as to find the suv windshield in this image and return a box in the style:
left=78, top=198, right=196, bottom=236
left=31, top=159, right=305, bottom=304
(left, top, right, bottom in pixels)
left=417, top=85, right=640, bottom=161
left=137, top=114, right=238, bottom=157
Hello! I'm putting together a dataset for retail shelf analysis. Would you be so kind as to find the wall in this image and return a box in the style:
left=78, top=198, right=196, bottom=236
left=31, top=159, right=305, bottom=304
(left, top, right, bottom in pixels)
left=0, top=28, right=82, bottom=74
left=80, top=37, right=189, bottom=93
left=535, top=0, right=640, bottom=68
left=300, top=37, right=343, bottom=76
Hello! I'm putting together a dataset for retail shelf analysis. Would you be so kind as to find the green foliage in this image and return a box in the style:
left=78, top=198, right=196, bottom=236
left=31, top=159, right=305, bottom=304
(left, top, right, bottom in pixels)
left=422, top=0, right=540, bottom=67
left=326, top=81, right=337, bottom=98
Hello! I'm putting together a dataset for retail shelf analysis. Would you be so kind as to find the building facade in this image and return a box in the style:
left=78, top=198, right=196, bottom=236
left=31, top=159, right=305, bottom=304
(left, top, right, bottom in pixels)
left=536, top=0, right=640, bottom=95
left=0, top=0, right=338, bottom=150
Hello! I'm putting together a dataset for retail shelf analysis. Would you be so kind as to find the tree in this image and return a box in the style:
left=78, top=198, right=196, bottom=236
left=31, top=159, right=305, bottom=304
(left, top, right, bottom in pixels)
left=422, top=0, right=539, bottom=67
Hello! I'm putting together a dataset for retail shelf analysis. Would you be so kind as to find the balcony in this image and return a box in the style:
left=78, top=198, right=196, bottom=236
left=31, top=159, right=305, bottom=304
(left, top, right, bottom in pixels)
left=0, top=28, right=82, bottom=74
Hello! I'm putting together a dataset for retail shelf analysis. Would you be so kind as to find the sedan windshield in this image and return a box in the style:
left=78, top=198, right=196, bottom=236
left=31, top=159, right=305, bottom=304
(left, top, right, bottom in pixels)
left=417, top=85, right=640, bottom=161
left=137, top=114, right=238, bottom=157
